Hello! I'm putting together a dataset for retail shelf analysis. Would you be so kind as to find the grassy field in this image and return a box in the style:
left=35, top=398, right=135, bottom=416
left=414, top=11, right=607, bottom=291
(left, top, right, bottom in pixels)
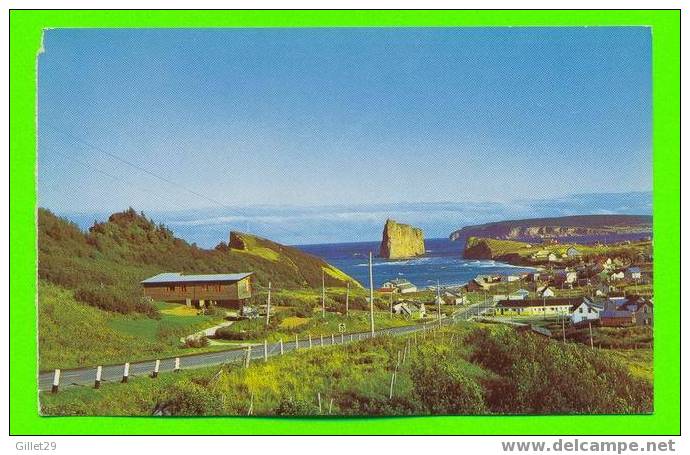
left=40, top=323, right=652, bottom=416
left=38, top=281, right=233, bottom=371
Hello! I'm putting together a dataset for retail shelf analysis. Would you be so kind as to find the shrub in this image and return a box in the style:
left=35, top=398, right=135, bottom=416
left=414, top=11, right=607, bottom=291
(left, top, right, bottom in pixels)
left=155, top=379, right=224, bottom=416
left=74, top=284, right=159, bottom=318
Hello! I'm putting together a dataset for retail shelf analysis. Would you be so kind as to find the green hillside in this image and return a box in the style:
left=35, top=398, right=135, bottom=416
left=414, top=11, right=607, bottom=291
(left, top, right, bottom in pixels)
left=38, top=208, right=361, bottom=315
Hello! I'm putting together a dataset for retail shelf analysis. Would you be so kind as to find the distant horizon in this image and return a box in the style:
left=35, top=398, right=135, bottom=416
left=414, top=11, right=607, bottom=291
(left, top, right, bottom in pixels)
left=49, top=190, right=653, bottom=247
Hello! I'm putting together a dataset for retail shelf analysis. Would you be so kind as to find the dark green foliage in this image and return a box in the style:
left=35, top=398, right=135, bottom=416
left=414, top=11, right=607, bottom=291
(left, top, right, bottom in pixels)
left=38, top=208, right=359, bottom=317
left=468, top=327, right=653, bottom=414
left=74, top=284, right=158, bottom=317
left=411, top=344, right=486, bottom=414
left=273, top=396, right=317, bottom=416
left=154, top=379, right=225, bottom=416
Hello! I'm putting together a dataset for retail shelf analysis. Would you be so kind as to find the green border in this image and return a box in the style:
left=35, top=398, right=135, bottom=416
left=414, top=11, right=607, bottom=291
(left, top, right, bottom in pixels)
left=10, top=10, right=680, bottom=435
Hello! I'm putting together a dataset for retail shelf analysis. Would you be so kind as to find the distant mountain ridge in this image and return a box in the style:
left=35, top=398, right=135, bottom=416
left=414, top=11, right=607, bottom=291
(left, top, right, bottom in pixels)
left=449, top=215, right=652, bottom=242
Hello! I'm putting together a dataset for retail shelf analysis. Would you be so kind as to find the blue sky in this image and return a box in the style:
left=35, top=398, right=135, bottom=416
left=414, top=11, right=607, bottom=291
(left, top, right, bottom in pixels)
left=38, top=27, right=652, bottom=242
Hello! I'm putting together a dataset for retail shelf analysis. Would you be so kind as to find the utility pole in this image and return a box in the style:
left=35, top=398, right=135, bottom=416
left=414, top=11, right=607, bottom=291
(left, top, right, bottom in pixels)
left=588, top=321, right=594, bottom=349
left=265, top=281, right=271, bottom=327
left=346, top=282, right=350, bottom=317
left=369, top=251, right=375, bottom=337
left=321, top=270, right=326, bottom=318
left=390, top=291, right=393, bottom=318
left=436, top=280, right=442, bottom=328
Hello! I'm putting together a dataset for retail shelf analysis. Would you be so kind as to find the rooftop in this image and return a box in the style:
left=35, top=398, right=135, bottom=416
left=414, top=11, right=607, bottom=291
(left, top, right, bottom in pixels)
left=141, top=272, right=253, bottom=284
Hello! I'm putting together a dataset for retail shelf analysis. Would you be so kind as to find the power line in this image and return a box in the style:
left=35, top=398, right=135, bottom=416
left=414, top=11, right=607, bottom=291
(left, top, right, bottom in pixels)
left=46, top=148, right=164, bottom=201
left=42, top=122, right=229, bottom=208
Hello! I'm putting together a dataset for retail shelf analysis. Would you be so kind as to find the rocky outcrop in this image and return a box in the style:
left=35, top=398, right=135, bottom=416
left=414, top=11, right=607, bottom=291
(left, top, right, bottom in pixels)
left=379, top=219, right=425, bottom=259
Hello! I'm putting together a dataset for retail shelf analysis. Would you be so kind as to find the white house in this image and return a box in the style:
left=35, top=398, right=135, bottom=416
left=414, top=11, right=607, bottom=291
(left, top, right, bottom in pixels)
left=567, top=247, right=582, bottom=258
left=508, top=289, right=530, bottom=300
left=548, top=253, right=559, bottom=262
left=570, top=298, right=603, bottom=325
left=504, top=275, right=520, bottom=282
left=537, top=286, right=556, bottom=298
left=609, top=271, right=625, bottom=281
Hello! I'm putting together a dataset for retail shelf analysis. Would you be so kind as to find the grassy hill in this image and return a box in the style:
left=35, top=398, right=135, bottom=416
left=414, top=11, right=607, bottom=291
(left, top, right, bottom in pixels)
left=38, top=208, right=361, bottom=314
left=37, top=208, right=364, bottom=370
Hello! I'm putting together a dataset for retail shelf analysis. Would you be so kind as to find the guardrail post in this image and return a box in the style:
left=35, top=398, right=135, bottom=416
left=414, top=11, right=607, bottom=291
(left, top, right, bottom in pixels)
left=51, top=369, right=60, bottom=394
left=295, top=334, right=299, bottom=350
left=94, top=365, right=102, bottom=389
left=350, top=334, right=354, bottom=342
left=320, top=334, right=324, bottom=346
left=244, top=346, right=251, bottom=368
left=279, top=338, right=284, bottom=355
left=152, top=359, right=160, bottom=378
left=264, top=339, right=268, bottom=362
left=308, top=334, right=312, bottom=349
left=121, top=362, right=130, bottom=383
left=341, top=333, right=344, bottom=344
left=174, top=357, right=180, bottom=372
left=331, top=333, right=335, bottom=345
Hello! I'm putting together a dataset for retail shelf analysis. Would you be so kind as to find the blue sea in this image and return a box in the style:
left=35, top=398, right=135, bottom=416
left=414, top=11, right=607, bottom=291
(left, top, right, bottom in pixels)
left=296, top=238, right=536, bottom=289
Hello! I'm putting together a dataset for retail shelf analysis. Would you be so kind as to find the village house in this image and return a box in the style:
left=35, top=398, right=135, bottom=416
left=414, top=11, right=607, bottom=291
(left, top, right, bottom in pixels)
left=537, top=285, right=556, bottom=298
left=570, top=297, right=604, bottom=325
left=494, top=298, right=580, bottom=316
left=554, top=270, right=578, bottom=286
left=567, top=247, right=582, bottom=258
left=508, top=289, right=530, bottom=300
left=599, top=297, right=636, bottom=327
left=380, top=278, right=418, bottom=294
left=626, top=267, right=642, bottom=281
left=503, top=275, right=520, bottom=282
left=609, top=270, right=625, bottom=281
left=466, top=274, right=500, bottom=292
left=443, top=290, right=468, bottom=305
left=548, top=252, right=559, bottom=262
left=393, top=301, right=426, bottom=319
left=141, top=272, right=253, bottom=309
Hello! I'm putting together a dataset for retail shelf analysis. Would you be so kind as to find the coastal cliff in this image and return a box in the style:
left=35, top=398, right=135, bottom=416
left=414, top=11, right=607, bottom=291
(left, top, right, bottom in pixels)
left=450, top=215, right=652, bottom=242
left=379, top=219, right=425, bottom=259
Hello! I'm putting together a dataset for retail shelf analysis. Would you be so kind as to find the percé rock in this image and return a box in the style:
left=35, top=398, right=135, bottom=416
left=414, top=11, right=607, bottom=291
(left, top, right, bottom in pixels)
left=379, top=219, right=425, bottom=259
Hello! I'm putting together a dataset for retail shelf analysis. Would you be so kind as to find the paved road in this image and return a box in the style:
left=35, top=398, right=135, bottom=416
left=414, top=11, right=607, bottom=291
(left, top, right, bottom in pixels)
left=38, top=301, right=488, bottom=392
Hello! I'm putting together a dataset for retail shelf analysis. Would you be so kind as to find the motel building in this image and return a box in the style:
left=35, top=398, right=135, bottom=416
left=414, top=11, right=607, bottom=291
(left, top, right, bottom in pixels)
left=141, top=272, right=253, bottom=309
left=493, top=298, right=581, bottom=317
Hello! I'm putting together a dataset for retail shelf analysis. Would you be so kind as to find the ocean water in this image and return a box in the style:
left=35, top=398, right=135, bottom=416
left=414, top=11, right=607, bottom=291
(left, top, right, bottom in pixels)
left=296, top=238, right=536, bottom=289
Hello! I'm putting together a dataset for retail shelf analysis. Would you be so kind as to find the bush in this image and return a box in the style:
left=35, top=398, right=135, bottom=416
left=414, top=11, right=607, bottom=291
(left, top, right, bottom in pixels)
left=155, top=379, right=224, bottom=416
left=74, top=284, right=159, bottom=318
left=467, top=327, right=653, bottom=414
left=183, top=336, right=209, bottom=348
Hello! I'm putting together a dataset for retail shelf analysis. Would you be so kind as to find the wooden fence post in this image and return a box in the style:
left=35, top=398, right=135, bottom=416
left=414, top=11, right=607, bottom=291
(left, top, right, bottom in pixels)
left=51, top=369, right=60, bottom=394
left=244, top=346, right=251, bottom=368
left=121, top=362, right=129, bottom=383
left=389, top=371, right=396, bottom=399
left=329, top=398, right=334, bottom=415
left=318, top=392, right=322, bottom=414
left=94, top=365, right=102, bottom=389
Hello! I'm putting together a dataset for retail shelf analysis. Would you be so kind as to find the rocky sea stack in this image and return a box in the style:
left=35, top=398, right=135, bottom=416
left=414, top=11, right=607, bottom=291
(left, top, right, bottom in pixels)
left=379, top=218, right=425, bottom=259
